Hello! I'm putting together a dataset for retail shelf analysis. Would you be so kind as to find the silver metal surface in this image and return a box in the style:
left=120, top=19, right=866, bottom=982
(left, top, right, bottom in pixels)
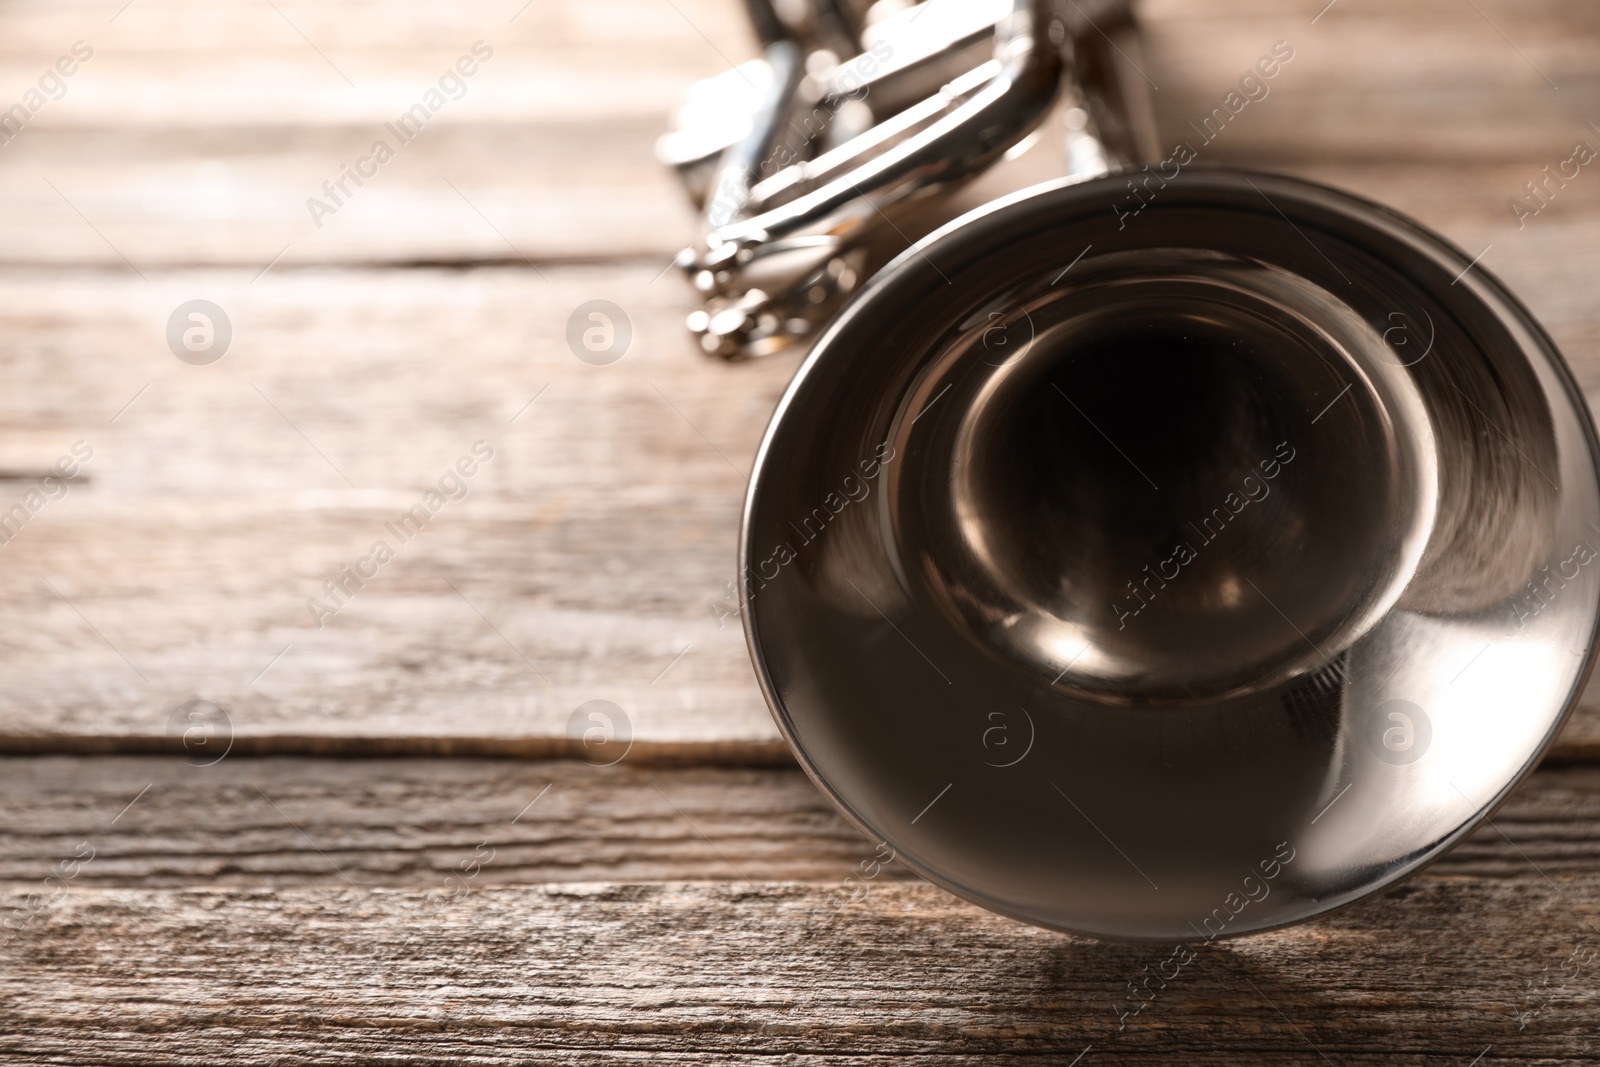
left=665, top=0, right=1600, bottom=939
left=663, top=0, right=1075, bottom=357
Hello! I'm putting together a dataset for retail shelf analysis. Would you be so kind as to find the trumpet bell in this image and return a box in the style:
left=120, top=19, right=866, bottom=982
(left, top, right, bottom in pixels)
left=741, top=169, right=1600, bottom=939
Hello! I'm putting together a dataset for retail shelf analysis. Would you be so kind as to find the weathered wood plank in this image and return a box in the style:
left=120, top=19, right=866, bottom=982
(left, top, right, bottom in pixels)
left=0, top=263, right=788, bottom=755
left=0, top=258, right=1598, bottom=760
left=0, top=0, right=742, bottom=266
left=1141, top=0, right=1600, bottom=164
left=0, top=0, right=1598, bottom=265
left=0, top=877, right=1595, bottom=1062
left=0, top=122, right=699, bottom=267
left=0, top=757, right=1596, bottom=888
left=0, top=757, right=910, bottom=886
left=0, top=0, right=752, bottom=128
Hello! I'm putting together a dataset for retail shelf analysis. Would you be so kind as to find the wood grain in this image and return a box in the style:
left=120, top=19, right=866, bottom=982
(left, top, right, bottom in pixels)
left=0, top=877, right=1594, bottom=1063
left=0, top=0, right=1597, bottom=266
left=0, top=0, right=739, bottom=268
left=0, top=757, right=904, bottom=887
left=0, top=264, right=791, bottom=757
left=1, top=757, right=1596, bottom=888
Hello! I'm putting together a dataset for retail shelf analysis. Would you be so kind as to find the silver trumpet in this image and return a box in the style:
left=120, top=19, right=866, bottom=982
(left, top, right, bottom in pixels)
left=660, top=0, right=1600, bottom=940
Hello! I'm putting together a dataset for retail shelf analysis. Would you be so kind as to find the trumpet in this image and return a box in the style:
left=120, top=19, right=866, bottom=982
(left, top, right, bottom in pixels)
left=660, top=0, right=1600, bottom=940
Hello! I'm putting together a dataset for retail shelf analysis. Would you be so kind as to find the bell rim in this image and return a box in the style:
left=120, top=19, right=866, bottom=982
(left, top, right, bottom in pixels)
left=738, top=166, right=1600, bottom=941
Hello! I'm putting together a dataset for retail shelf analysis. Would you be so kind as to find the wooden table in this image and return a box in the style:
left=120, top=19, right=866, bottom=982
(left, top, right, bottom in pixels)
left=1, top=0, right=1597, bottom=1060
